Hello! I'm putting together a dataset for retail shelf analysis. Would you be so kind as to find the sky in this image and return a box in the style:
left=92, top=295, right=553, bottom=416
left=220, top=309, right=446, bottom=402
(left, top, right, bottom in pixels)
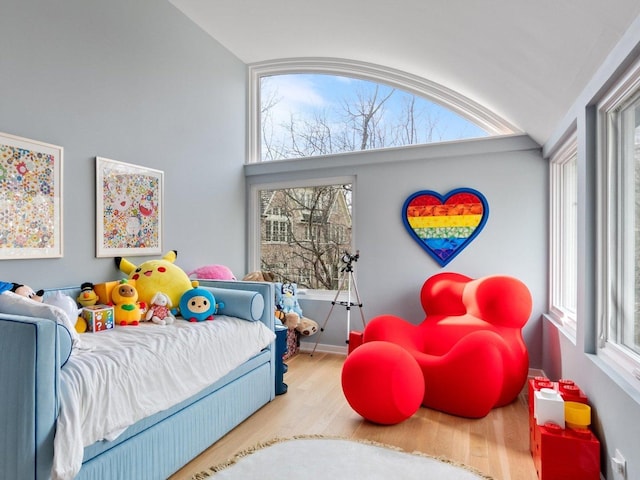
left=260, top=73, right=488, bottom=159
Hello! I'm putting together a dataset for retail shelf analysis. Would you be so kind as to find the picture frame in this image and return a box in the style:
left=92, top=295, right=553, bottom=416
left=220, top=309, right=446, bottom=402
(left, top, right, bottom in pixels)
left=96, top=157, right=164, bottom=257
left=0, top=131, right=63, bottom=259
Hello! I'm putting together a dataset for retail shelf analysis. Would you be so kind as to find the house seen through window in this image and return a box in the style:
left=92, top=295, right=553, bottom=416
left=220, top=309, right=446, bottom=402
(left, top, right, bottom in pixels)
left=259, top=182, right=352, bottom=290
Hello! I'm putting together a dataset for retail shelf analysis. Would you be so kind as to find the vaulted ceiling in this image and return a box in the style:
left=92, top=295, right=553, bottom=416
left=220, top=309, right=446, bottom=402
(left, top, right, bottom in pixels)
left=168, top=0, right=640, bottom=146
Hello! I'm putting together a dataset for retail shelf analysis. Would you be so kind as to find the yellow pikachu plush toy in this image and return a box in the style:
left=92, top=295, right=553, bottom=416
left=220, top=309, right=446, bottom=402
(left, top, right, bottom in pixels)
left=115, top=250, right=197, bottom=310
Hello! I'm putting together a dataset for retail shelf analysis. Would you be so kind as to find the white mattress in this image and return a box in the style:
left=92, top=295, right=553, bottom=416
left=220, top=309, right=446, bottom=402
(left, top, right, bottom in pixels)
left=52, top=316, right=275, bottom=480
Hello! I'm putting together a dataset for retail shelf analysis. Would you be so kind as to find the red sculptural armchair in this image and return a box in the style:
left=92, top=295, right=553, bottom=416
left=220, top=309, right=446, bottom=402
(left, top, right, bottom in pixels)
left=363, top=272, right=532, bottom=418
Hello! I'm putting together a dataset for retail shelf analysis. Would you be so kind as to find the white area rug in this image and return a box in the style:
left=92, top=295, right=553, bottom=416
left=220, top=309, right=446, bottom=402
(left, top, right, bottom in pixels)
left=192, top=436, right=493, bottom=479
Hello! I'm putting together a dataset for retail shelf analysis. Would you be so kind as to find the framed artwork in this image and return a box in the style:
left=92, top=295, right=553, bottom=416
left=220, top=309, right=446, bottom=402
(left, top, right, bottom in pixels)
left=0, top=131, right=63, bottom=259
left=96, top=157, right=164, bottom=257
left=402, top=187, right=489, bottom=267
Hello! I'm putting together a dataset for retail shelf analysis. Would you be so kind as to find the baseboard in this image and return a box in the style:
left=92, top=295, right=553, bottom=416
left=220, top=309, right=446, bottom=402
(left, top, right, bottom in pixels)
left=299, top=342, right=348, bottom=356
left=298, top=346, right=552, bottom=376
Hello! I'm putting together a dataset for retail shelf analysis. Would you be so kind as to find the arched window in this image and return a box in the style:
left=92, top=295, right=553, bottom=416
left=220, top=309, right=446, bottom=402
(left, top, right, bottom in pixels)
left=247, top=59, right=519, bottom=162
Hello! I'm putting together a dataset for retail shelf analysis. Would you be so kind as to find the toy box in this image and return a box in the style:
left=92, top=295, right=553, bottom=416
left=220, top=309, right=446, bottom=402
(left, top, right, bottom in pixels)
left=82, top=305, right=115, bottom=332
left=528, top=378, right=600, bottom=480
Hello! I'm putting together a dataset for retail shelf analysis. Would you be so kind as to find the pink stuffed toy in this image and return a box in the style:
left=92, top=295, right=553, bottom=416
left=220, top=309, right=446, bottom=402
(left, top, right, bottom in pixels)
left=188, top=265, right=236, bottom=280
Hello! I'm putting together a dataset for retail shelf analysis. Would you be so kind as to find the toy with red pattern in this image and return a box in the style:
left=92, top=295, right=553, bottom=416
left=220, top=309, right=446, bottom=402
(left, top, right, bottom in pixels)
left=145, top=291, right=175, bottom=325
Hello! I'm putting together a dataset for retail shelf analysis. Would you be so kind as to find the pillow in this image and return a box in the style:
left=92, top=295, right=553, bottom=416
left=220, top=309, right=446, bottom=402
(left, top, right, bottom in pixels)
left=43, top=290, right=80, bottom=328
left=200, top=287, right=264, bottom=322
left=0, top=291, right=81, bottom=349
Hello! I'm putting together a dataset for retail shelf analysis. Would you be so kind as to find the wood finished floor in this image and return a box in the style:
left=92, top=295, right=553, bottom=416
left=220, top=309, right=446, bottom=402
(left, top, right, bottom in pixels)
left=169, top=352, right=538, bottom=480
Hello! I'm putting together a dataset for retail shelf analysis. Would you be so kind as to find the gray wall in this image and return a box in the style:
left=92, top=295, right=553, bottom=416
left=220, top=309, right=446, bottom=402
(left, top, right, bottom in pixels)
left=0, top=0, right=247, bottom=287
left=247, top=135, right=548, bottom=370
left=543, top=15, right=640, bottom=480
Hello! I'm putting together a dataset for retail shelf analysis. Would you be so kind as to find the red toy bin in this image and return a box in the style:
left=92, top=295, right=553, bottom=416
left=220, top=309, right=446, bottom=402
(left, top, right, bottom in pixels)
left=532, top=423, right=600, bottom=480
left=557, top=379, right=589, bottom=404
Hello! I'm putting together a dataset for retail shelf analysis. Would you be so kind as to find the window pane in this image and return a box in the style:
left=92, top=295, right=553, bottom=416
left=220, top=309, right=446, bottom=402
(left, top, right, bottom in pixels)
left=563, top=157, right=578, bottom=315
left=631, top=101, right=640, bottom=355
left=259, top=183, right=352, bottom=289
left=548, top=135, right=577, bottom=333
left=260, top=74, right=488, bottom=161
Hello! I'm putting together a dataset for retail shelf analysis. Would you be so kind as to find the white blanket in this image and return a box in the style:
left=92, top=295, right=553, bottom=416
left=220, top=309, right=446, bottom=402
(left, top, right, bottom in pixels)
left=52, top=317, right=275, bottom=480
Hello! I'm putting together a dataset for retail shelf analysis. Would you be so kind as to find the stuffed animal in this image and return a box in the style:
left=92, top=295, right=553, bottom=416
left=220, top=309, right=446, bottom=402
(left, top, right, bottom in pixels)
left=296, top=317, right=319, bottom=336
left=243, top=272, right=289, bottom=325
left=277, top=282, right=303, bottom=317
left=115, top=250, right=197, bottom=309
left=145, top=291, right=175, bottom=325
left=273, top=282, right=319, bottom=334
left=280, top=311, right=300, bottom=330
left=10, top=283, right=44, bottom=302
left=188, top=265, right=236, bottom=280
left=273, top=282, right=296, bottom=329
left=111, top=279, right=144, bottom=326
left=179, top=286, right=224, bottom=322
left=77, top=282, right=99, bottom=307
left=242, top=271, right=276, bottom=282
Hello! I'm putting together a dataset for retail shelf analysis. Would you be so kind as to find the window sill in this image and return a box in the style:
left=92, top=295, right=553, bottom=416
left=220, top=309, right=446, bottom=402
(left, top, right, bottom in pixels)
left=296, top=289, right=347, bottom=302
left=543, top=312, right=577, bottom=345
left=586, top=352, right=640, bottom=406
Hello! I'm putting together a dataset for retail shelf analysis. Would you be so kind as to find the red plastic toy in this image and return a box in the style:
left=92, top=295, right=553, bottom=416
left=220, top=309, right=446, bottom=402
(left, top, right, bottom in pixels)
left=528, top=378, right=600, bottom=480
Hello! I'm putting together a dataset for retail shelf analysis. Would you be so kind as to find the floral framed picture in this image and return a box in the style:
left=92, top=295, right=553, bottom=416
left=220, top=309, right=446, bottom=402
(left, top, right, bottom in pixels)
left=96, top=157, right=164, bottom=257
left=0, top=131, right=63, bottom=259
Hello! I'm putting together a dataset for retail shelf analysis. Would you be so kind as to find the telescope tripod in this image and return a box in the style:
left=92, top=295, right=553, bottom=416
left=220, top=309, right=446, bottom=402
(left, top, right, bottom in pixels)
left=310, top=260, right=366, bottom=357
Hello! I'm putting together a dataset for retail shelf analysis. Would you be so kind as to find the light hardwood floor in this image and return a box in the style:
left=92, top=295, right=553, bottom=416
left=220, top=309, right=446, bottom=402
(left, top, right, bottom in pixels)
left=169, top=352, right=538, bottom=480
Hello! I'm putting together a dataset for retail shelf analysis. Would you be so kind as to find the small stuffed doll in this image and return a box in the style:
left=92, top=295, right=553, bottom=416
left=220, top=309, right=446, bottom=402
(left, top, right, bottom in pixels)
left=111, top=279, right=144, bottom=326
left=77, top=282, right=99, bottom=308
left=179, top=286, right=224, bottom=322
left=274, top=282, right=306, bottom=330
left=279, top=282, right=303, bottom=316
left=11, top=283, right=44, bottom=302
left=145, top=291, right=175, bottom=325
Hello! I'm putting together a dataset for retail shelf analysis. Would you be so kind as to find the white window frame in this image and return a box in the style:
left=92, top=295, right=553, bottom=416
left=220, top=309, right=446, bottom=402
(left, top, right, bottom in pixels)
left=248, top=175, right=356, bottom=300
left=246, top=58, right=520, bottom=163
left=548, top=131, right=578, bottom=338
left=596, top=56, right=640, bottom=387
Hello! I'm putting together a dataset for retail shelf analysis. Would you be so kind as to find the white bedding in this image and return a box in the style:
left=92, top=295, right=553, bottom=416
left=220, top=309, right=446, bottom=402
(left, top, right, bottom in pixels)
left=52, top=316, right=275, bottom=480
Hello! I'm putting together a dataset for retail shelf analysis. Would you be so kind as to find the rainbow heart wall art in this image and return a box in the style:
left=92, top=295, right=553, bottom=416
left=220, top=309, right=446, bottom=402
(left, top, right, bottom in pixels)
left=402, top=188, right=489, bottom=267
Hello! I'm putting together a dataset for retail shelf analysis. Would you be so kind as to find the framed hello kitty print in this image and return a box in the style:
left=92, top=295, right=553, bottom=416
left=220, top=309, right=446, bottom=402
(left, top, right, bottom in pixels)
left=96, top=156, right=163, bottom=257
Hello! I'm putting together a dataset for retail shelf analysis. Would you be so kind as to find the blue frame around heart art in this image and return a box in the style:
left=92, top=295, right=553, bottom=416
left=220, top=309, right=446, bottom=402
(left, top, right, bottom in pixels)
left=402, top=188, right=489, bottom=267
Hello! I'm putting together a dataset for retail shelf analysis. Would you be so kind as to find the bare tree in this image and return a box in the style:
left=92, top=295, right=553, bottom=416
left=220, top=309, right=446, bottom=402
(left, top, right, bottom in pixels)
left=260, top=184, right=351, bottom=289
left=340, top=84, right=396, bottom=150
left=260, top=77, right=285, bottom=161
